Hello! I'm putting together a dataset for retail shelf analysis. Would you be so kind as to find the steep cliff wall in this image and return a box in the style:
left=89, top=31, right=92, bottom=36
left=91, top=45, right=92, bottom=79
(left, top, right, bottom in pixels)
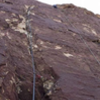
left=0, top=0, right=100, bottom=100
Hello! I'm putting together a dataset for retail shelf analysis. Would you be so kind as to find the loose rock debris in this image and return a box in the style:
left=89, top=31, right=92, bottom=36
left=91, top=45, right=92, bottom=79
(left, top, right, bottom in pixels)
left=0, top=0, right=100, bottom=100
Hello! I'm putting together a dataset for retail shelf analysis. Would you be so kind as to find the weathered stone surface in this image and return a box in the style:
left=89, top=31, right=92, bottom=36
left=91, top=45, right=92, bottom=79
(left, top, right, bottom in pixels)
left=0, top=0, right=100, bottom=100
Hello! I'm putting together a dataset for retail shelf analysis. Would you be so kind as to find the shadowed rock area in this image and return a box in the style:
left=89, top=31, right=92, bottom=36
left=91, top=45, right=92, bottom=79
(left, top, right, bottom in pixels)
left=0, top=0, right=100, bottom=100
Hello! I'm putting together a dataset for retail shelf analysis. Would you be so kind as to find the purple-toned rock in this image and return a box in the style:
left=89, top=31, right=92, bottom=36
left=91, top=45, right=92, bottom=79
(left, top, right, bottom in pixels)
left=0, top=0, right=100, bottom=100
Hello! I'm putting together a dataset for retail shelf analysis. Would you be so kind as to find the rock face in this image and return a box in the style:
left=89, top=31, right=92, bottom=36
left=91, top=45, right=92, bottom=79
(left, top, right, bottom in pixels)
left=0, top=0, right=100, bottom=100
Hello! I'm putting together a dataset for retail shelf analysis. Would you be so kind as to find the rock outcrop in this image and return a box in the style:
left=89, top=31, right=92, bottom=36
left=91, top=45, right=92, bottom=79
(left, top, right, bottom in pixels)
left=0, top=0, right=100, bottom=100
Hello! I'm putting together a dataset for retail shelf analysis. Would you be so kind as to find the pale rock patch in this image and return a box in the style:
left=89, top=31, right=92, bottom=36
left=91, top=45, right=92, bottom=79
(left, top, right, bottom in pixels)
left=63, top=53, right=73, bottom=57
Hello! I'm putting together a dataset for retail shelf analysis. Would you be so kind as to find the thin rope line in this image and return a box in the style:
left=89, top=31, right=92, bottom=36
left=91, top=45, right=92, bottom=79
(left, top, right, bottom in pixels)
left=67, top=20, right=100, bottom=66
left=26, top=6, right=36, bottom=100
left=78, top=31, right=100, bottom=65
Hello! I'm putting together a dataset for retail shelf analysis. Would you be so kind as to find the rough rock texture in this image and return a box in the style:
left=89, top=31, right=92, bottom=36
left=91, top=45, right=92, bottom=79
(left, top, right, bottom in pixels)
left=0, top=0, right=100, bottom=100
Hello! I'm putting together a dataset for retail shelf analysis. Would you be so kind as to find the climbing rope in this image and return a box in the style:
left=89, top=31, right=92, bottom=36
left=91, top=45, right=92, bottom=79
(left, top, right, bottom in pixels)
left=77, top=30, right=100, bottom=66
left=25, top=6, right=100, bottom=100
left=66, top=18, right=100, bottom=70
left=26, top=6, right=36, bottom=100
